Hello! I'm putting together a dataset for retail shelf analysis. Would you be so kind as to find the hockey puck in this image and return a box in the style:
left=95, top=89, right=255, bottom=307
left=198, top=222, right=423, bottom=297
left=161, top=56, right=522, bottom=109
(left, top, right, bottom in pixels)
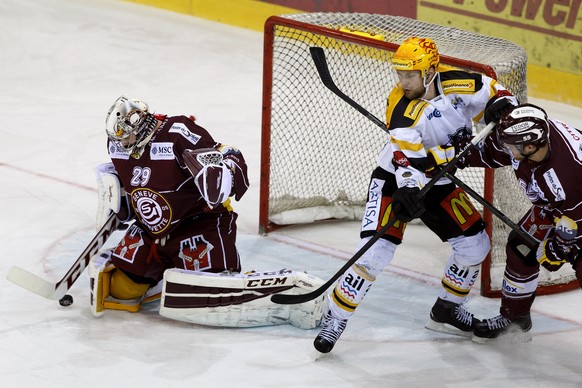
left=59, top=294, right=74, bottom=307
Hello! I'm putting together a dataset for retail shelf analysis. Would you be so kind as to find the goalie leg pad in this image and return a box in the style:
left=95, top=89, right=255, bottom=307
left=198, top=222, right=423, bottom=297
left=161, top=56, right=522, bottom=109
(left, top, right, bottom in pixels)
left=159, top=269, right=326, bottom=329
left=288, top=271, right=328, bottom=329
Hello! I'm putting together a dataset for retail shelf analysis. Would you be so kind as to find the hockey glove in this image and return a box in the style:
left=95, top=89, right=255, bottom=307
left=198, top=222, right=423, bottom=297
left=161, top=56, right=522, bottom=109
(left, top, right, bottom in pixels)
left=536, top=236, right=580, bottom=272
left=183, top=148, right=234, bottom=208
left=484, top=90, right=518, bottom=125
left=392, top=186, right=425, bottom=223
left=195, top=163, right=233, bottom=208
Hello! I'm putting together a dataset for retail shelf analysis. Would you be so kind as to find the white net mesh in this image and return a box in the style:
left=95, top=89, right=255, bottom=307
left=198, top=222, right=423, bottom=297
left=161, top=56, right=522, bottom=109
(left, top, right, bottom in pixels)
left=262, top=13, right=577, bottom=293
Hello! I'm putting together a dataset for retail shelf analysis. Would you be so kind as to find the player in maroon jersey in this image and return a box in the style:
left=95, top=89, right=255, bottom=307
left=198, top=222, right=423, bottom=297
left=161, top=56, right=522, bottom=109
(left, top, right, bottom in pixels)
left=454, top=103, right=582, bottom=342
left=89, top=96, right=250, bottom=316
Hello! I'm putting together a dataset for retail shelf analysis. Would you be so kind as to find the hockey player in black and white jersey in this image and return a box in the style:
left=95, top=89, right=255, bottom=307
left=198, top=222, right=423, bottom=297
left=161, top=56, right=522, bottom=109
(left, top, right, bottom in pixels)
left=314, top=37, right=519, bottom=353
left=453, top=103, right=582, bottom=342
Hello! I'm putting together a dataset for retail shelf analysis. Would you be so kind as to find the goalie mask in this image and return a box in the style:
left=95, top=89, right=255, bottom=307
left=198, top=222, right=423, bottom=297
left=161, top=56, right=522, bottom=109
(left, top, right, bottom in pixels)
left=496, top=103, right=549, bottom=156
left=392, top=37, right=440, bottom=87
left=105, top=96, right=159, bottom=158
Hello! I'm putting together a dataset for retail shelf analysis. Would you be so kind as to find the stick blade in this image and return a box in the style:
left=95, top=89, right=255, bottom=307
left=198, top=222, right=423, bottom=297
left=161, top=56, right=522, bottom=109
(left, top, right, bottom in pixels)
left=6, top=266, right=59, bottom=300
left=270, top=289, right=321, bottom=305
left=309, top=47, right=335, bottom=88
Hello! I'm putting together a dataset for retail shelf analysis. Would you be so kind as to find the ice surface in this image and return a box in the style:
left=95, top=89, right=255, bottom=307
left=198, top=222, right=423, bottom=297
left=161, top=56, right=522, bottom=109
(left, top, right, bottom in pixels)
left=1, top=1, right=581, bottom=387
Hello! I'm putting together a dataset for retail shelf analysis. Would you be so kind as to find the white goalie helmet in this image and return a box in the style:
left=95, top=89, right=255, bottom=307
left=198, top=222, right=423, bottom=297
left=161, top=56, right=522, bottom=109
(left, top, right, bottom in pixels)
left=105, top=96, right=158, bottom=157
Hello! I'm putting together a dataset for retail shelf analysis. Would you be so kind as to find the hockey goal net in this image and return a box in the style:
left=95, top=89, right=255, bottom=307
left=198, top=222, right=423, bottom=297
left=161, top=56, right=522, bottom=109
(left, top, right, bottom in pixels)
left=260, top=13, right=578, bottom=297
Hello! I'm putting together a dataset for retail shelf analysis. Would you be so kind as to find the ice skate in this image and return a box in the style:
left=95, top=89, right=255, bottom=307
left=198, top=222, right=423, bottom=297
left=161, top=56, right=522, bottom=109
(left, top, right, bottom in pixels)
left=425, top=297, right=480, bottom=337
left=313, top=310, right=348, bottom=353
left=472, top=314, right=532, bottom=343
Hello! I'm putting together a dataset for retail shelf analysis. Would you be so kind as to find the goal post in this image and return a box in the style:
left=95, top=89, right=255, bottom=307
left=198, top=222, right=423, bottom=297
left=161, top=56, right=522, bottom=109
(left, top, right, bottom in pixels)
left=260, top=13, right=579, bottom=297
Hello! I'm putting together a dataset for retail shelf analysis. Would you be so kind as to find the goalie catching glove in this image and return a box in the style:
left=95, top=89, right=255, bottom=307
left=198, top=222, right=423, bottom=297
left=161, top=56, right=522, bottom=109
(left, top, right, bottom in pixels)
left=183, top=146, right=249, bottom=208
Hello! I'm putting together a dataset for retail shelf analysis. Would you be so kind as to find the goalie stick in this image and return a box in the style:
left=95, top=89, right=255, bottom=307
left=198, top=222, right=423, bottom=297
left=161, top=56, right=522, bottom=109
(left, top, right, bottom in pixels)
left=271, top=47, right=499, bottom=305
left=6, top=213, right=121, bottom=301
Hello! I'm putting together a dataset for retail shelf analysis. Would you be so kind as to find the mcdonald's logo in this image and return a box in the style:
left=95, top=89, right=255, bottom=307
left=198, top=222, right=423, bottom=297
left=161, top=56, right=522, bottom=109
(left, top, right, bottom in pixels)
left=443, top=189, right=481, bottom=230
left=379, top=198, right=405, bottom=239
left=451, top=192, right=475, bottom=224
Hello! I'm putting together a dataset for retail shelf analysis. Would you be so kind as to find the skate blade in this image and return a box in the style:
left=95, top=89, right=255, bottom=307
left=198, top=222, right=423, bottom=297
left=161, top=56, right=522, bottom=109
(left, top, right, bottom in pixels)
left=425, top=318, right=473, bottom=338
left=472, top=329, right=532, bottom=344
left=312, top=348, right=326, bottom=361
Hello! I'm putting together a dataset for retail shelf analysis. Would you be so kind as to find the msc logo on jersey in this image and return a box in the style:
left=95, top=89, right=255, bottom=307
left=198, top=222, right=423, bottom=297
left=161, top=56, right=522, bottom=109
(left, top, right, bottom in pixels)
left=130, top=188, right=172, bottom=234
left=169, top=123, right=201, bottom=146
left=150, top=142, right=175, bottom=160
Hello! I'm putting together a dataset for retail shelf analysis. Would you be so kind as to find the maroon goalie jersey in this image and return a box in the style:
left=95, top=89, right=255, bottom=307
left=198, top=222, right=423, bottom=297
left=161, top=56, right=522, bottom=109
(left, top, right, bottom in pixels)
left=108, top=115, right=248, bottom=239
left=469, top=119, right=582, bottom=248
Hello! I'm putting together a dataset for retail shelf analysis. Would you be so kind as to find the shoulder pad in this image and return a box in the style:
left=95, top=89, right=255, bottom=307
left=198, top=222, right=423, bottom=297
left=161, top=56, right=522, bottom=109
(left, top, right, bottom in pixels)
left=439, top=70, right=484, bottom=95
left=386, top=87, right=428, bottom=130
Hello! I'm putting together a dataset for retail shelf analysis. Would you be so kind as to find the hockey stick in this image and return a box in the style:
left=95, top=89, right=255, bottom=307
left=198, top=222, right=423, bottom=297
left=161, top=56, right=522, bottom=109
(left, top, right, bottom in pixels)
left=444, top=172, right=537, bottom=248
left=6, top=213, right=121, bottom=301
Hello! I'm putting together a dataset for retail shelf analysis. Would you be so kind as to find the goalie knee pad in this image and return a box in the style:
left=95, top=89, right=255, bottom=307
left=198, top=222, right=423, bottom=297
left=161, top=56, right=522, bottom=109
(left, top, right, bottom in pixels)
left=159, top=269, right=326, bottom=329
left=110, top=270, right=151, bottom=300
left=88, top=251, right=161, bottom=317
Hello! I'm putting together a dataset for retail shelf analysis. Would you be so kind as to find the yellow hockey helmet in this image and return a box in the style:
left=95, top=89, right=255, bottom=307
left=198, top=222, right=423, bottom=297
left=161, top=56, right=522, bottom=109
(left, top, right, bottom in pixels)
left=392, top=37, right=440, bottom=80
